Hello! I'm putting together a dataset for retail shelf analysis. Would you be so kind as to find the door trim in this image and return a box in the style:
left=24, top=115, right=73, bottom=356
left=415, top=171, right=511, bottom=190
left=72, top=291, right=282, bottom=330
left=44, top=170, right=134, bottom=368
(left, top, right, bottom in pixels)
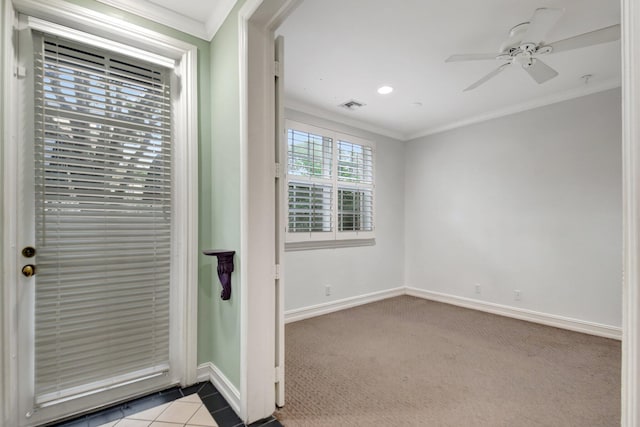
left=2, top=1, right=199, bottom=425
left=237, top=0, right=300, bottom=423
left=274, top=34, right=286, bottom=409
left=622, top=0, right=640, bottom=424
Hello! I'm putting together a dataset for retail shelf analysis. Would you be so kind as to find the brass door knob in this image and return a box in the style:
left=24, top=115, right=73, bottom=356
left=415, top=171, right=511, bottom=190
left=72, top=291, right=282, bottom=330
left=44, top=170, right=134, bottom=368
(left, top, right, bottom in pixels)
left=22, top=264, right=36, bottom=277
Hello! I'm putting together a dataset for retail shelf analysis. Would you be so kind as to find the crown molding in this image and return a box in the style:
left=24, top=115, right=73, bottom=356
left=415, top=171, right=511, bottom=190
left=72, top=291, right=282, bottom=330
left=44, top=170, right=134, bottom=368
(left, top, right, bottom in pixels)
left=15, top=0, right=197, bottom=58
left=285, top=99, right=407, bottom=141
left=205, top=0, right=239, bottom=40
left=96, top=0, right=239, bottom=41
left=407, top=78, right=622, bottom=141
left=95, top=0, right=209, bottom=40
left=286, top=79, right=621, bottom=143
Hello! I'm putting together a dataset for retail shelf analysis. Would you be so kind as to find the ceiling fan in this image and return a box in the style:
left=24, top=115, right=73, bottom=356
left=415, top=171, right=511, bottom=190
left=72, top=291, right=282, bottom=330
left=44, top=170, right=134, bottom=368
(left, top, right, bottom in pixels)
left=446, top=8, right=620, bottom=91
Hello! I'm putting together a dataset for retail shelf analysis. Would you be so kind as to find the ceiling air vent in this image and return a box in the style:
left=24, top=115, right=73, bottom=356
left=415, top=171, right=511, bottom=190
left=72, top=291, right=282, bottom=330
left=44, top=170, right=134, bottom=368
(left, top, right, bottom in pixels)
left=339, top=100, right=366, bottom=110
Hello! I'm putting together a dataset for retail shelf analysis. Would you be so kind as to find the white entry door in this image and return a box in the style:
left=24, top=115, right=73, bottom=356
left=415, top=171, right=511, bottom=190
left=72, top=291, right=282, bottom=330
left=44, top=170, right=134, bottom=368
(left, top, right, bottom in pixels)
left=14, top=22, right=179, bottom=427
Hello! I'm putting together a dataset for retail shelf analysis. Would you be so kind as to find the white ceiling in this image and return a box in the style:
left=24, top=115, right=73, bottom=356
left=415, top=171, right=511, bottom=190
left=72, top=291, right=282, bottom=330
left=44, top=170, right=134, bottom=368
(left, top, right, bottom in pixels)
left=276, top=0, right=621, bottom=140
left=98, top=0, right=621, bottom=141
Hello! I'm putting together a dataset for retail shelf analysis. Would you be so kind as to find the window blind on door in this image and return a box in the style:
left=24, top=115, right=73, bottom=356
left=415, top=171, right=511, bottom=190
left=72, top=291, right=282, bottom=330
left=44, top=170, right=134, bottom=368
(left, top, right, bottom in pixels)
left=33, top=34, right=173, bottom=405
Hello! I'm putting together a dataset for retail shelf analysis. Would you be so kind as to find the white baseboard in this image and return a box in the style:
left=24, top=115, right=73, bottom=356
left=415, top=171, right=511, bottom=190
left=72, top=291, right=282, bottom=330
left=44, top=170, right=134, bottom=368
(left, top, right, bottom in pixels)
left=283, top=286, right=622, bottom=340
left=405, top=287, right=622, bottom=340
left=284, top=287, right=405, bottom=324
left=196, top=362, right=241, bottom=415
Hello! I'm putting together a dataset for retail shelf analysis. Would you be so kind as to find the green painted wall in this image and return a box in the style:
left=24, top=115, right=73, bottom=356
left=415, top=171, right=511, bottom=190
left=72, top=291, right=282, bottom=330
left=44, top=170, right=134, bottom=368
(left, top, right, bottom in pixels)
left=201, top=0, right=249, bottom=389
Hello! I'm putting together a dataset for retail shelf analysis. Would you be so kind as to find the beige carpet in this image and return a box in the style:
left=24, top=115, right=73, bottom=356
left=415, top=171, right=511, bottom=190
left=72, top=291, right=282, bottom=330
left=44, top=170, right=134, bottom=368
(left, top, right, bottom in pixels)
left=275, top=295, right=620, bottom=427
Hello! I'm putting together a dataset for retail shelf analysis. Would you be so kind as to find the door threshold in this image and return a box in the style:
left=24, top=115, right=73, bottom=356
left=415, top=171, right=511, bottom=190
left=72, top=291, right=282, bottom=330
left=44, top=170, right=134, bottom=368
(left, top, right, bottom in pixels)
left=45, top=382, right=282, bottom=427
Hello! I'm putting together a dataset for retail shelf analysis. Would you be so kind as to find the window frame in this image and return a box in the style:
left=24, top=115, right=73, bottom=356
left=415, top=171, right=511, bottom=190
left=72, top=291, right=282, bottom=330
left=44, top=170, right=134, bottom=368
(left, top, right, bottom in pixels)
left=285, top=120, right=375, bottom=247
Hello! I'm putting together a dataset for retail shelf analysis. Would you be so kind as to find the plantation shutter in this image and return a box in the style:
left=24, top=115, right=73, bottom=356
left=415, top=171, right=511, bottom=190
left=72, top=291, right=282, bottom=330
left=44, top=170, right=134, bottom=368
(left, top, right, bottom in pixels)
left=287, top=128, right=332, bottom=180
left=287, top=128, right=333, bottom=234
left=337, top=141, right=374, bottom=232
left=337, top=140, right=373, bottom=184
left=285, top=121, right=376, bottom=243
left=288, top=183, right=333, bottom=232
left=32, top=33, right=173, bottom=404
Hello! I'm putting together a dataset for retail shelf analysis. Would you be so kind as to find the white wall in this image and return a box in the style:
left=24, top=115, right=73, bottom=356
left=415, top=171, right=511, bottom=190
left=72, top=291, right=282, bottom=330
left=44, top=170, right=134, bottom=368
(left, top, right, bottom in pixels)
left=284, top=109, right=405, bottom=311
left=404, top=89, right=622, bottom=327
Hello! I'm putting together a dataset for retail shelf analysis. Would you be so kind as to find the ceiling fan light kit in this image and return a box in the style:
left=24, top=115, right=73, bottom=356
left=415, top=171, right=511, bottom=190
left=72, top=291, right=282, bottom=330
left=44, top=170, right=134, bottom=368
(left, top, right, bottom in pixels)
left=446, top=7, right=620, bottom=91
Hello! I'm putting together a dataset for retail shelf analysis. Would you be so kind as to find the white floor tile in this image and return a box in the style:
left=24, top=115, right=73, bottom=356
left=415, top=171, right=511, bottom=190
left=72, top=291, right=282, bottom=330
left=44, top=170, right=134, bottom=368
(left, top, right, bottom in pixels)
left=155, top=401, right=201, bottom=424
left=115, top=419, right=152, bottom=427
left=149, top=422, right=184, bottom=427
left=91, top=391, right=219, bottom=427
left=177, top=394, right=202, bottom=404
left=186, top=405, right=218, bottom=427
left=128, top=402, right=171, bottom=421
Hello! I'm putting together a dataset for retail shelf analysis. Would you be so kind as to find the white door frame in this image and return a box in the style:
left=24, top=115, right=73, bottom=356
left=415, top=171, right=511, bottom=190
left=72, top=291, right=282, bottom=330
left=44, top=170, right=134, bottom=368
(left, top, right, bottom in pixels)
left=621, top=0, right=640, bottom=424
left=274, top=34, right=286, bottom=409
left=1, top=1, right=199, bottom=425
left=239, top=0, right=640, bottom=425
left=237, top=0, right=300, bottom=423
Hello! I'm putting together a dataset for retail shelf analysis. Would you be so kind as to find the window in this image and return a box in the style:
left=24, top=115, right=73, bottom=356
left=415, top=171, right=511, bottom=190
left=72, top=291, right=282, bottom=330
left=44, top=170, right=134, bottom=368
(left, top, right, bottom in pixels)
left=285, top=120, right=375, bottom=245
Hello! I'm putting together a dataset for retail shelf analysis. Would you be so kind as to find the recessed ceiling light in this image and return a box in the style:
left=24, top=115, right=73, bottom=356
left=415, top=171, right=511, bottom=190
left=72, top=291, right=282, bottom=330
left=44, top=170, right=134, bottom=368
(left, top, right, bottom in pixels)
left=377, top=86, right=394, bottom=95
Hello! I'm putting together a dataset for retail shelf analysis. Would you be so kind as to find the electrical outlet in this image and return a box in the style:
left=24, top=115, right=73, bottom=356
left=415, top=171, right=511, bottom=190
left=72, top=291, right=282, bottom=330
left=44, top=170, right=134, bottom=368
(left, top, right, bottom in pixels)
left=514, top=290, right=522, bottom=301
left=325, top=285, right=331, bottom=296
left=475, top=284, right=481, bottom=294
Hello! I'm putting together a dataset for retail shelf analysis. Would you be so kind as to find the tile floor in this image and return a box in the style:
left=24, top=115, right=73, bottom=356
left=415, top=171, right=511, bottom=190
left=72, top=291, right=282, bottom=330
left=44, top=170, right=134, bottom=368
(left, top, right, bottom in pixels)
left=96, top=394, right=217, bottom=427
left=49, top=382, right=282, bottom=427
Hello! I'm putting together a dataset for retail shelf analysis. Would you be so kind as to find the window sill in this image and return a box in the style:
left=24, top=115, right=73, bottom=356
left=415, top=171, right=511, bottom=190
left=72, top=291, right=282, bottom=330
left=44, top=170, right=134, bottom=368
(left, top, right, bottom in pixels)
left=285, top=238, right=375, bottom=252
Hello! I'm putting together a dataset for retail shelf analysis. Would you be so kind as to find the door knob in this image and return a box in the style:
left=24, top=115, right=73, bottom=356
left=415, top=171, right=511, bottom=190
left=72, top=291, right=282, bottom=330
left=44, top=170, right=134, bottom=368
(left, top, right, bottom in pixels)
left=22, top=264, right=36, bottom=277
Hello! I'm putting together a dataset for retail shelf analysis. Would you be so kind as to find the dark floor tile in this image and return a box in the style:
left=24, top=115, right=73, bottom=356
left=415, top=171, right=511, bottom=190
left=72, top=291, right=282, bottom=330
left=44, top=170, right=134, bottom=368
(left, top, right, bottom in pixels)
left=197, top=381, right=219, bottom=398
left=155, top=388, right=182, bottom=403
left=202, top=392, right=230, bottom=413
left=121, top=393, right=162, bottom=417
left=87, top=407, right=124, bottom=427
left=211, top=406, right=243, bottom=427
left=159, top=386, right=181, bottom=397
left=50, top=417, right=89, bottom=427
left=248, top=415, right=283, bottom=426
left=180, top=382, right=205, bottom=396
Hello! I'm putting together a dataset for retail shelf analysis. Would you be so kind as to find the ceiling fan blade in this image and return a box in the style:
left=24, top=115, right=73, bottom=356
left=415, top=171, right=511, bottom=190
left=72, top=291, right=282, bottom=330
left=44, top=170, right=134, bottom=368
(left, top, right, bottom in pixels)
left=446, top=53, right=499, bottom=62
left=547, top=24, right=620, bottom=54
left=464, top=63, right=510, bottom=91
left=499, top=22, right=528, bottom=53
left=524, top=58, right=559, bottom=84
left=522, top=8, right=564, bottom=44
